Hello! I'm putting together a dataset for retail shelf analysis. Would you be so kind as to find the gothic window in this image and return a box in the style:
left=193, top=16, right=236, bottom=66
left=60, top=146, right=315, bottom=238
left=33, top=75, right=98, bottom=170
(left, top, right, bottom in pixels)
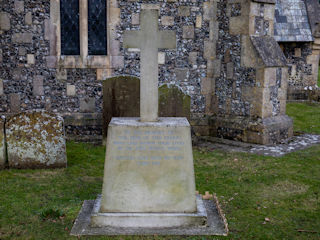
left=60, top=0, right=80, bottom=55
left=88, top=0, right=107, bottom=55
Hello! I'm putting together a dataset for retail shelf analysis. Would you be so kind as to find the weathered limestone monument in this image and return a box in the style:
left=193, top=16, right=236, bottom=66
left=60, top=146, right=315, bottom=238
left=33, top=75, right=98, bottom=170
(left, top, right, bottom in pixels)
left=72, top=10, right=226, bottom=236
left=94, top=9, right=201, bottom=227
left=6, top=111, right=67, bottom=169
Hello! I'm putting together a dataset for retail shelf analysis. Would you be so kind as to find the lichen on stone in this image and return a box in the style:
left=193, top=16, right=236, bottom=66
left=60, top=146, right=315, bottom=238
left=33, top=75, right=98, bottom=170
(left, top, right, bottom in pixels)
left=6, top=111, right=66, bottom=169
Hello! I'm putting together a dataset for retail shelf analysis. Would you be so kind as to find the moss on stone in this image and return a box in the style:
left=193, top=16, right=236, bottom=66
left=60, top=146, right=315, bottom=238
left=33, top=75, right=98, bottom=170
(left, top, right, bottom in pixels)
left=5, top=111, right=66, bottom=168
left=159, top=84, right=191, bottom=119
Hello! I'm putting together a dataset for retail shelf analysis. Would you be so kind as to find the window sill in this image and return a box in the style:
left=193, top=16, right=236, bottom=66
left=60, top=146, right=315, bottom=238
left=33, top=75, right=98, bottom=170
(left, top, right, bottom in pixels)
left=46, top=55, right=109, bottom=69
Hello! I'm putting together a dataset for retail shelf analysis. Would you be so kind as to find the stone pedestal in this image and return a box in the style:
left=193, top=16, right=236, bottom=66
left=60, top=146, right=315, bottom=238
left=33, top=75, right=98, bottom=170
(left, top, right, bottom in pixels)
left=92, top=117, right=205, bottom=228
left=91, top=195, right=207, bottom=228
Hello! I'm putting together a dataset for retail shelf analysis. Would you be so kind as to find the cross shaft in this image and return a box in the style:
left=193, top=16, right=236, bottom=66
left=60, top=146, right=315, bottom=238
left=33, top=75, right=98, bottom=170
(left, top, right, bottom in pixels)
left=123, top=10, right=176, bottom=122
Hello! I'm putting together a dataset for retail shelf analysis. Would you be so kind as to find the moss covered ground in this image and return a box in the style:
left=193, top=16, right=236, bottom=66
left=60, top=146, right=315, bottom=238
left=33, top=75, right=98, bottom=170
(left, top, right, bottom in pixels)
left=0, top=103, right=319, bottom=240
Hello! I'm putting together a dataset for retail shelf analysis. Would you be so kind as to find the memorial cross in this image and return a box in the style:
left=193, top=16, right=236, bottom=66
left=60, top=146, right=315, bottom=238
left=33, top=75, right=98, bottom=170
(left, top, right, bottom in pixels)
left=123, top=10, right=176, bottom=122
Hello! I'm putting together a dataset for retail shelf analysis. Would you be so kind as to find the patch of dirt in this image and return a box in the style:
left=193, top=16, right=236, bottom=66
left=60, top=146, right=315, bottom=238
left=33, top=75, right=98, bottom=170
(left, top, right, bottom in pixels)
left=81, top=176, right=103, bottom=182
left=14, top=169, right=64, bottom=179
left=260, top=180, right=309, bottom=199
left=301, top=197, right=319, bottom=210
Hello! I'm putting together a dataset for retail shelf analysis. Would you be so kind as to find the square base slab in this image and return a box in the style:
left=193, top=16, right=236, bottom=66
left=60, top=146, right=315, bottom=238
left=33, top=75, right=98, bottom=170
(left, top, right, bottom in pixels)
left=70, top=196, right=228, bottom=236
left=91, top=195, right=206, bottom=228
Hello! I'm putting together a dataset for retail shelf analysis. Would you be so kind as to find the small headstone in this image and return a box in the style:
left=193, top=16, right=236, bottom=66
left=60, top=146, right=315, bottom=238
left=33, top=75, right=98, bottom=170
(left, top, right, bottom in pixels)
left=102, top=76, right=140, bottom=138
left=159, top=84, right=191, bottom=119
left=6, top=111, right=67, bottom=169
left=0, top=117, right=6, bottom=169
left=102, top=78, right=191, bottom=138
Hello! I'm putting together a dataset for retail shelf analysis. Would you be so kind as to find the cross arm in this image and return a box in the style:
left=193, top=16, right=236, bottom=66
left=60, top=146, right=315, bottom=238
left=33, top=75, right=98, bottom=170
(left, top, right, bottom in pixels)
left=123, top=31, right=142, bottom=49
left=158, top=31, right=176, bottom=49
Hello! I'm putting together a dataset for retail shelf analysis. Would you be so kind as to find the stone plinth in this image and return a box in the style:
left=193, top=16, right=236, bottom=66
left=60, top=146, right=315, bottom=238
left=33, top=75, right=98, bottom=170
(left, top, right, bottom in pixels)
left=6, top=111, right=67, bottom=169
left=71, top=197, right=227, bottom=236
left=100, top=117, right=197, bottom=214
left=91, top=195, right=207, bottom=228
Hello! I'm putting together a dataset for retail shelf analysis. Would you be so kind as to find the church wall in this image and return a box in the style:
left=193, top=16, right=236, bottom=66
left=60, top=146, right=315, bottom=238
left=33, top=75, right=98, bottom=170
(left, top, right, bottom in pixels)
left=115, top=1, right=207, bottom=114
left=280, top=42, right=320, bottom=101
left=0, top=0, right=293, bottom=144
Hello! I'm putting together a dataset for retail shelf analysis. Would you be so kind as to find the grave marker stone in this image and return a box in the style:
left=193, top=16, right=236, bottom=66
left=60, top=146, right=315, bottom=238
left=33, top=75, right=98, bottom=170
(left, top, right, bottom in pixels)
left=6, top=111, right=67, bottom=169
left=102, top=76, right=140, bottom=138
left=91, top=9, right=206, bottom=228
left=102, top=79, right=191, bottom=139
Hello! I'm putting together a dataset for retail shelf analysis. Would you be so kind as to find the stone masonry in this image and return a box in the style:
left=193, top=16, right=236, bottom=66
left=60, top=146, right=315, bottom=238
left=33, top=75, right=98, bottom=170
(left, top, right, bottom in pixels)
left=6, top=111, right=67, bottom=169
left=0, top=0, right=295, bottom=144
left=274, top=0, right=320, bottom=101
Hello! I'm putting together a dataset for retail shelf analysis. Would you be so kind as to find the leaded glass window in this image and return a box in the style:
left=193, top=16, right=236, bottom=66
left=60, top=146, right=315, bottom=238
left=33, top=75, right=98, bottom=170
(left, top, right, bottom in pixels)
left=88, top=0, right=107, bottom=55
left=60, top=0, right=80, bottom=55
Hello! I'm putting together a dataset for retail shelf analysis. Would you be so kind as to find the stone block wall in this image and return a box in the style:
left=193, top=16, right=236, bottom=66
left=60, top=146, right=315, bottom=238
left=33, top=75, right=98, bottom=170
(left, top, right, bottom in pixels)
left=202, top=0, right=292, bottom=144
left=115, top=1, right=208, bottom=114
left=281, top=41, right=320, bottom=101
left=0, top=0, right=293, bottom=144
left=0, top=0, right=104, bottom=142
left=275, top=0, right=320, bottom=101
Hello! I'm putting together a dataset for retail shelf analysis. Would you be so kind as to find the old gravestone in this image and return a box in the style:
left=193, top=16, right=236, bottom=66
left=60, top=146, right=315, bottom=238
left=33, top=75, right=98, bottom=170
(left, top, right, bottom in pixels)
left=91, top=9, right=206, bottom=228
left=159, top=84, right=191, bottom=119
left=102, top=78, right=191, bottom=138
left=102, top=76, right=140, bottom=138
left=6, top=111, right=67, bottom=169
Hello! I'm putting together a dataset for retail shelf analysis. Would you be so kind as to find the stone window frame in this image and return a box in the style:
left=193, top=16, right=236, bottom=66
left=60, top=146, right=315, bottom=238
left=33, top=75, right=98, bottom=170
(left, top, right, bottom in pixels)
left=49, top=0, right=111, bottom=69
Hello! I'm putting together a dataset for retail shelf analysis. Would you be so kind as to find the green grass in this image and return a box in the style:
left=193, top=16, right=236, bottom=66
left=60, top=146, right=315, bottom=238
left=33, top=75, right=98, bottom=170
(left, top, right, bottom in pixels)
left=0, top=103, right=319, bottom=240
left=287, top=102, right=320, bottom=134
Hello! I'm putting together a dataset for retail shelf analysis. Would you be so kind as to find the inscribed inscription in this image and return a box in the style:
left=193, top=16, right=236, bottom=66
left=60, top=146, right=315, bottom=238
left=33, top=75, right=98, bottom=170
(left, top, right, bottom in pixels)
left=113, top=129, right=185, bottom=165
left=101, top=118, right=197, bottom=213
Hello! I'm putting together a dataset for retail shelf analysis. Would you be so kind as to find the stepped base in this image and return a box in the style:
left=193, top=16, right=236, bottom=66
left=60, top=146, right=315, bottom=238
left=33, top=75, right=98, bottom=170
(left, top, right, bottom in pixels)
left=91, top=195, right=207, bottom=228
left=70, top=195, right=228, bottom=236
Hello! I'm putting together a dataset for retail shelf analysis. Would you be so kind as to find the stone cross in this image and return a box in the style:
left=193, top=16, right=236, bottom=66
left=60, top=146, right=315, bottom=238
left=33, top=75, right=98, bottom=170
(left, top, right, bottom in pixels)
left=123, top=10, right=176, bottom=122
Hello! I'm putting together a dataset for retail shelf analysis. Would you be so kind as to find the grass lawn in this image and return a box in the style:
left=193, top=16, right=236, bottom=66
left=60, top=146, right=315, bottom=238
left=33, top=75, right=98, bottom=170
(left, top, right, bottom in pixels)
left=287, top=102, right=320, bottom=135
left=1, top=103, right=320, bottom=240
left=285, top=68, right=320, bottom=135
